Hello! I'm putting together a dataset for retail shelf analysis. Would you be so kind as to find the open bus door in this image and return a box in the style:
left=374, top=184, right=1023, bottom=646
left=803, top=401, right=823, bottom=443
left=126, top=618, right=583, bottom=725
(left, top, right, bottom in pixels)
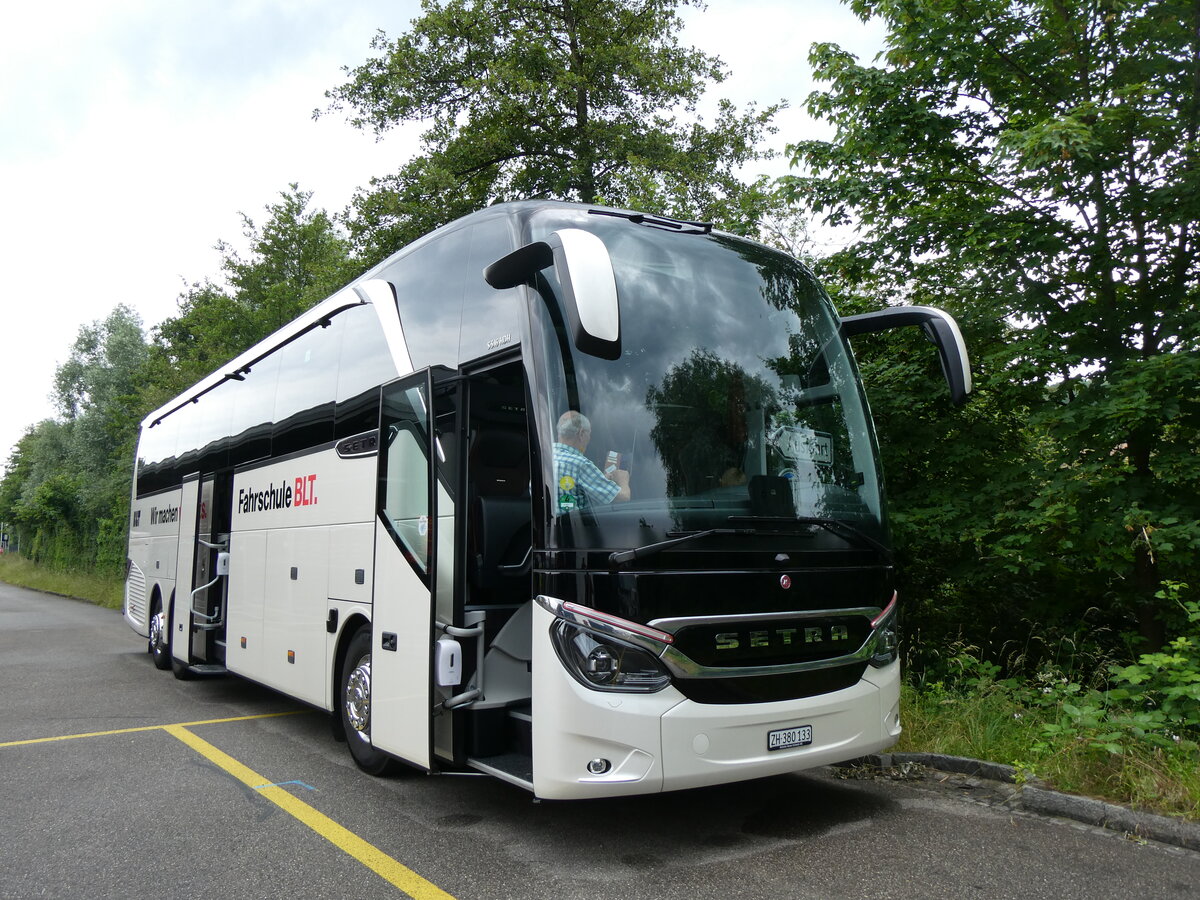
left=171, top=471, right=232, bottom=677
left=189, top=472, right=232, bottom=667
left=367, top=368, right=455, bottom=769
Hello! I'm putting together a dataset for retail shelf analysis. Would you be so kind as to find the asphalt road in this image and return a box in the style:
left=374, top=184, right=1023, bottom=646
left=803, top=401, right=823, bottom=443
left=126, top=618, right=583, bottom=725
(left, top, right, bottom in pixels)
left=2, top=580, right=1199, bottom=900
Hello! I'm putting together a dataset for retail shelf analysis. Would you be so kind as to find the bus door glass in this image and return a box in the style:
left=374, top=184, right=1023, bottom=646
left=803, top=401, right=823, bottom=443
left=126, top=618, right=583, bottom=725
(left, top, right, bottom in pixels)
left=371, top=368, right=452, bottom=767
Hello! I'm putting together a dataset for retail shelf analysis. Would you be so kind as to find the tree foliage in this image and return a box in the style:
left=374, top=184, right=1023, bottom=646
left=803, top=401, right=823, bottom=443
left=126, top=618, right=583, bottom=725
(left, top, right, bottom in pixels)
left=150, top=184, right=356, bottom=399
left=0, top=186, right=354, bottom=575
left=323, top=0, right=782, bottom=260
left=784, top=0, right=1200, bottom=649
left=1, top=307, right=149, bottom=572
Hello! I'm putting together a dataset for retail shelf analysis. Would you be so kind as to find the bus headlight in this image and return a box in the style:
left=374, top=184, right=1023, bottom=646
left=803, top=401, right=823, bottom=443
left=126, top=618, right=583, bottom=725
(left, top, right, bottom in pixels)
left=869, top=621, right=899, bottom=667
left=869, top=591, right=899, bottom=668
left=550, top=620, right=671, bottom=692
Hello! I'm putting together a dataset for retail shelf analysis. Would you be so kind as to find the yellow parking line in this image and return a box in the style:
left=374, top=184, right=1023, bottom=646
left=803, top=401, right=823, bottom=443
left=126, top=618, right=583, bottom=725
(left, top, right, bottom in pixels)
left=164, top=724, right=455, bottom=900
left=0, top=711, right=306, bottom=748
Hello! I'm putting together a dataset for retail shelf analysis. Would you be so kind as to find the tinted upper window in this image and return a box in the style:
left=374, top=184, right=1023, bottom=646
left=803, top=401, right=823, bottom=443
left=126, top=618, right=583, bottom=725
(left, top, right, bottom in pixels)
left=272, top=318, right=343, bottom=456
left=336, top=303, right=397, bottom=438
left=385, top=229, right=470, bottom=369
left=228, top=351, right=281, bottom=467
left=459, top=217, right=519, bottom=362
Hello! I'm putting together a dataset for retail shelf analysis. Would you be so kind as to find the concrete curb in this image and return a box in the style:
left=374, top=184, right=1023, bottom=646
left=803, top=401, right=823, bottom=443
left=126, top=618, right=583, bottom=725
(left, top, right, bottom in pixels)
left=844, top=752, right=1200, bottom=852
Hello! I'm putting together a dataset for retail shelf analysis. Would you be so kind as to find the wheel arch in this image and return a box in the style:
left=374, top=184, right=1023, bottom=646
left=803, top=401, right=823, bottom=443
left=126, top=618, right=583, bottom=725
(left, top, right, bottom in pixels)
left=331, top=611, right=371, bottom=723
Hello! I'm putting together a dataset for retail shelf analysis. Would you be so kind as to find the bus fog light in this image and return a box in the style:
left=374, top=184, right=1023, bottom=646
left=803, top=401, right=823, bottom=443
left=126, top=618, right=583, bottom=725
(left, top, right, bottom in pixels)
left=587, top=758, right=611, bottom=775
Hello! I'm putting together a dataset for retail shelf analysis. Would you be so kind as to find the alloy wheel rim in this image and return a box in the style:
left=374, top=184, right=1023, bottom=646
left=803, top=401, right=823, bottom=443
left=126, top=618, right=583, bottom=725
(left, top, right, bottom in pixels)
left=150, top=610, right=164, bottom=651
left=345, top=655, right=371, bottom=741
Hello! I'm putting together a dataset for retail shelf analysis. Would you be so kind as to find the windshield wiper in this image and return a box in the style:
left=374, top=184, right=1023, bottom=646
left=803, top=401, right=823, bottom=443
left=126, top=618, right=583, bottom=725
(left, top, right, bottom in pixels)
left=589, top=208, right=713, bottom=235
left=728, top=515, right=892, bottom=560
left=608, top=528, right=754, bottom=568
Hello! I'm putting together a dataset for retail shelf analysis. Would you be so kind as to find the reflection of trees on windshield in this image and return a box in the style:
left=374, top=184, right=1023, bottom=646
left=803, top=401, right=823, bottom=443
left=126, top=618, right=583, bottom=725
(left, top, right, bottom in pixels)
left=526, top=208, right=887, bottom=546
left=712, top=234, right=833, bottom=386
left=764, top=337, right=862, bottom=503
left=646, top=349, right=777, bottom=497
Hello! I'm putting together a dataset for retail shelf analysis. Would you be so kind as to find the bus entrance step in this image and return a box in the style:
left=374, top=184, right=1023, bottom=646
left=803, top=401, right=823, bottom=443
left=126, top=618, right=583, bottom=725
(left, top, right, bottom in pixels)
left=186, top=663, right=228, bottom=676
left=466, top=752, right=533, bottom=791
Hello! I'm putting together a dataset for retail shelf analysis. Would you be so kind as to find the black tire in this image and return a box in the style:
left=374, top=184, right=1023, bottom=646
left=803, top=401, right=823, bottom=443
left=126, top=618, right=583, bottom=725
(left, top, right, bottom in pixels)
left=149, top=600, right=171, bottom=670
left=339, top=627, right=396, bottom=776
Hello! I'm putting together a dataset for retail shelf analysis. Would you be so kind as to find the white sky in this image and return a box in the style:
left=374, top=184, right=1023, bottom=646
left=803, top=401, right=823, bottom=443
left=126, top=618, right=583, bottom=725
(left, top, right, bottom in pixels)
left=0, top=0, right=885, bottom=469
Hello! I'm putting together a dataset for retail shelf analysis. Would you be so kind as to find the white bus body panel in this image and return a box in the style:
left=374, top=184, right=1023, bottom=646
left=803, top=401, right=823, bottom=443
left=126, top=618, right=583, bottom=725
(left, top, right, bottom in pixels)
left=329, top=523, right=375, bottom=605
left=261, top=527, right=329, bottom=706
left=225, top=448, right=376, bottom=708
left=369, top=528, right=432, bottom=769
left=530, top=603, right=901, bottom=800
left=657, top=661, right=900, bottom=794
left=124, top=486, right=184, bottom=636
left=226, top=530, right=267, bottom=679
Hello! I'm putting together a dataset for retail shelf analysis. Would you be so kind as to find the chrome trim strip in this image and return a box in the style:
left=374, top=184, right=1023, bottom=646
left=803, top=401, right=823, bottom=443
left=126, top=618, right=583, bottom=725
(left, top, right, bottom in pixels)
left=659, top=639, right=879, bottom=680
left=536, top=594, right=670, bottom=657
left=648, top=606, right=884, bottom=634
left=538, top=595, right=897, bottom=681
left=357, top=279, right=414, bottom=377
left=465, top=757, right=533, bottom=791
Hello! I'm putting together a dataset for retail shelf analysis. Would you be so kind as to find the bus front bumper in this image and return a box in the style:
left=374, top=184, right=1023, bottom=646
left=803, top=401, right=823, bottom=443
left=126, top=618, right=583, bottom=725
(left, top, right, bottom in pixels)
left=531, top=604, right=901, bottom=800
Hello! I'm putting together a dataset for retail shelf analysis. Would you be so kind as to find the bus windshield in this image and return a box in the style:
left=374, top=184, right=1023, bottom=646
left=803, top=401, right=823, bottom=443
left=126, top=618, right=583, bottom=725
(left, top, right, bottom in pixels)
left=527, top=209, right=888, bottom=555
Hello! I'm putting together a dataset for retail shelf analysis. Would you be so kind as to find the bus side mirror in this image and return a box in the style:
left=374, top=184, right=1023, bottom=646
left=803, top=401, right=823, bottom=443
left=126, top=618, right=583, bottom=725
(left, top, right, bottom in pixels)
left=484, top=228, right=622, bottom=360
left=840, top=306, right=973, bottom=405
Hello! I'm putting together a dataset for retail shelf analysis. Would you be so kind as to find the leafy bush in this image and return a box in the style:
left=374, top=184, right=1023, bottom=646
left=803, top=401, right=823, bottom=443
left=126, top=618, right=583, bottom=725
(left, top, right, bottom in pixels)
left=900, top=588, right=1200, bottom=818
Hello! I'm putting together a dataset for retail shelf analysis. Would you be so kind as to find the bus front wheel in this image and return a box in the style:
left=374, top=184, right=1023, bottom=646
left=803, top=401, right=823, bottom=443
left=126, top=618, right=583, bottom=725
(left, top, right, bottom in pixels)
left=339, top=628, right=396, bottom=776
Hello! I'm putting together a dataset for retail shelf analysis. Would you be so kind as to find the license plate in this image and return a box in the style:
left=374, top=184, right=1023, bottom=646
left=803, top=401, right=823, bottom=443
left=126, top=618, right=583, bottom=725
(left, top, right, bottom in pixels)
left=768, top=725, right=813, bottom=751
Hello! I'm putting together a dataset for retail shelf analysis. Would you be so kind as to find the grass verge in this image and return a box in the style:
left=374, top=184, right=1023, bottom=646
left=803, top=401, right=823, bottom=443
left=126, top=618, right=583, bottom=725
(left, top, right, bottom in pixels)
left=0, top=554, right=124, bottom=609
left=897, top=681, right=1200, bottom=821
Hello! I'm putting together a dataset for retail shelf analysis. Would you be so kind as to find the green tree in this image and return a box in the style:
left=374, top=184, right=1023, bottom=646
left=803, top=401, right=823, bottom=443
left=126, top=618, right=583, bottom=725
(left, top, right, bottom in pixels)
left=1, top=307, right=150, bottom=572
left=0, top=421, right=74, bottom=550
left=323, top=0, right=781, bottom=261
left=151, top=184, right=355, bottom=396
left=646, top=349, right=775, bottom=496
left=784, top=0, right=1200, bottom=649
left=1, top=188, right=355, bottom=576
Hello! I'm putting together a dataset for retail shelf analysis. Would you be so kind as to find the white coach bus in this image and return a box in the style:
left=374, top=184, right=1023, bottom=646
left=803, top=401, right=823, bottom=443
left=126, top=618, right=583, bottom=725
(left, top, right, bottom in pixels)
left=124, top=201, right=970, bottom=799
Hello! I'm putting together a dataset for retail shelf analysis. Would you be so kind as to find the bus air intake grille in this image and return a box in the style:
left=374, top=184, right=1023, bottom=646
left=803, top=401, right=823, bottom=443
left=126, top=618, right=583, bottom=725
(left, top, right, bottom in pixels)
left=674, top=663, right=868, bottom=705
left=126, top=562, right=147, bottom=623
left=670, top=616, right=872, bottom=668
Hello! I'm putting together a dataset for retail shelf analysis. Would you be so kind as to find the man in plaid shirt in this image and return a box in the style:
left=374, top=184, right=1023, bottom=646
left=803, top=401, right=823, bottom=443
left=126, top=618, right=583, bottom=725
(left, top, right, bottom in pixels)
left=552, top=411, right=631, bottom=513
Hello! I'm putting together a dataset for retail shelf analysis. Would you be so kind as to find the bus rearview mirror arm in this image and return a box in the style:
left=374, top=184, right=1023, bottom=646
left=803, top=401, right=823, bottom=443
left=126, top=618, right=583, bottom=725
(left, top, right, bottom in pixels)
left=840, top=306, right=973, bottom=405
left=485, top=228, right=622, bottom=360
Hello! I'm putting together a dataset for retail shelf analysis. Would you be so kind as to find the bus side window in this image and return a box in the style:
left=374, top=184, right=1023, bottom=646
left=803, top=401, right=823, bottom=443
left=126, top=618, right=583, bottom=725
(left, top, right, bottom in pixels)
left=193, top=377, right=234, bottom=475
left=336, top=304, right=397, bottom=439
left=228, top=351, right=280, bottom=468
left=460, top=217, right=519, bottom=362
left=272, top=319, right=344, bottom=456
left=386, top=232, right=468, bottom=370
left=137, top=415, right=179, bottom=496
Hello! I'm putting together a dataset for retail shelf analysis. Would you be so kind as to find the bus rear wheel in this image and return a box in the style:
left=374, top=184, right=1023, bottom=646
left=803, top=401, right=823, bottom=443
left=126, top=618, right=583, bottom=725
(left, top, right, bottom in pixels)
left=149, top=602, right=171, bottom=670
left=339, top=627, right=396, bottom=776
